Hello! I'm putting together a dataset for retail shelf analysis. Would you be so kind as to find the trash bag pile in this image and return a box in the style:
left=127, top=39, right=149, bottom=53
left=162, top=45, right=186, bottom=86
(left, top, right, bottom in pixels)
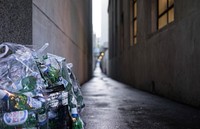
left=0, top=42, right=85, bottom=129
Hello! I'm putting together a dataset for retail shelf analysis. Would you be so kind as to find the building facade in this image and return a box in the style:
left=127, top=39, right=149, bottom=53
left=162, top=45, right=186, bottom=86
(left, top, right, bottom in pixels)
left=100, top=0, right=109, bottom=75
left=0, top=0, right=93, bottom=84
left=108, top=0, right=200, bottom=107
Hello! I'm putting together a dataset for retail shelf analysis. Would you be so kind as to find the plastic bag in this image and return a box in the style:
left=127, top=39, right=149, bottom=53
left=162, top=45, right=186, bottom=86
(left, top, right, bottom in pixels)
left=0, top=43, right=45, bottom=94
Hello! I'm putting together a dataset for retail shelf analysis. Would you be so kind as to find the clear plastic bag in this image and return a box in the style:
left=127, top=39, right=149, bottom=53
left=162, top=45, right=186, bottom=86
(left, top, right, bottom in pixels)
left=0, top=42, right=85, bottom=129
left=66, top=63, right=85, bottom=113
left=0, top=42, right=45, bottom=94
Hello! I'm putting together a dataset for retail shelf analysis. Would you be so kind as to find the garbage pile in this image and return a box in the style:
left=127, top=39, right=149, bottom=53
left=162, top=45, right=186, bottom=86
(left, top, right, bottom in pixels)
left=0, top=42, right=85, bottom=129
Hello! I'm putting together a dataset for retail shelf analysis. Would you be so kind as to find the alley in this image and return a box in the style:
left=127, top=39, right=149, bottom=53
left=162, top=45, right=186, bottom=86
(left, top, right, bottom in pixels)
left=81, top=66, right=200, bottom=129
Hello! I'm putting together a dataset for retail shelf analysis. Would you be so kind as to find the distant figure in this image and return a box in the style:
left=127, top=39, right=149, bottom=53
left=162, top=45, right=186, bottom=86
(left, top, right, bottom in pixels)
left=93, top=61, right=102, bottom=77
left=99, top=61, right=103, bottom=72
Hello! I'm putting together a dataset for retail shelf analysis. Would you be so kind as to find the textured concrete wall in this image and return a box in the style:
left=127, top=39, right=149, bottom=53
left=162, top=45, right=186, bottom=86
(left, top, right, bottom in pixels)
left=108, top=0, right=200, bottom=107
left=32, top=0, right=93, bottom=83
left=0, top=0, right=32, bottom=44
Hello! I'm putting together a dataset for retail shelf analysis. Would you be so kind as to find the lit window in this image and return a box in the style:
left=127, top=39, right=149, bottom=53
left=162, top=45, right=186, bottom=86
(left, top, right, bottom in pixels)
left=133, top=0, right=137, bottom=44
left=130, top=0, right=137, bottom=46
left=158, top=0, right=174, bottom=29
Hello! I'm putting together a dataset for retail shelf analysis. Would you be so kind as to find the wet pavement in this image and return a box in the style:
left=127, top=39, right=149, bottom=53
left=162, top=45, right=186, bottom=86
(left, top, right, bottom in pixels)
left=81, top=66, right=200, bottom=129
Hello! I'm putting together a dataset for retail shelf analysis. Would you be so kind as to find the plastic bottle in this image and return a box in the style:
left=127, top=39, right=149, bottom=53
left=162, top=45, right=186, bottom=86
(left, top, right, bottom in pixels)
left=3, top=110, right=37, bottom=128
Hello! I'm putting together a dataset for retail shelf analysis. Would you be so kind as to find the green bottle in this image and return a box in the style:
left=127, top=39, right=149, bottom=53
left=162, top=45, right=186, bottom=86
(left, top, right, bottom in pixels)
left=38, top=55, right=61, bottom=86
left=48, top=110, right=61, bottom=129
left=22, top=111, right=38, bottom=128
left=46, top=65, right=60, bottom=84
left=39, top=65, right=60, bottom=86
left=69, top=96, right=84, bottom=129
left=20, top=76, right=37, bottom=92
left=72, top=116, right=84, bottom=129
left=37, top=107, right=48, bottom=129
left=0, top=89, right=42, bottom=111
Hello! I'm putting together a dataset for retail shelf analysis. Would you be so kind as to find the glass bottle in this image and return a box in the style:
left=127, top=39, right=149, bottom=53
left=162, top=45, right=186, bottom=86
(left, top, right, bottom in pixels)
left=0, top=89, right=42, bottom=111
left=20, top=75, right=37, bottom=92
left=58, top=105, right=72, bottom=129
left=72, top=115, right=84, bottom=129
left=69, top=96, right=84, bottom=129
left=37, top=107, right=48, bottom=129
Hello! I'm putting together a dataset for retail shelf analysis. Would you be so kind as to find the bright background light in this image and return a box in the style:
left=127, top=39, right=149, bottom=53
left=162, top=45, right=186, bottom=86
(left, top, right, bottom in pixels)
left=92, top=0, right=102, bottom=38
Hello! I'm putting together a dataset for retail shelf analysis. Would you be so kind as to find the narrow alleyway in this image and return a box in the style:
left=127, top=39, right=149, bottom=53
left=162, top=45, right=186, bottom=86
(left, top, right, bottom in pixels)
left=81, top=66, right=200, bottom=129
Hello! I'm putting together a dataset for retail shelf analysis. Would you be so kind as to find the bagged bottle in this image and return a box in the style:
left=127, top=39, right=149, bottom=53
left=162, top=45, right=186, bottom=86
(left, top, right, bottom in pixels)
left=72, top=116, right=84, bottom=129
left=0, top=42, right=46, bottom=94
left=0, top=89, right=42, bottom=111
left=3, top=110, right=37, bottom=128
left=48, top=110, right=58, bottom=129
left=58, top=105, right=72, bottom=129
left=36, top=54, right=61, bottom=87
left=48, top=105, right=72, bottom=129
left=67, top=65, right=85, bottom=112
left=69, top=97, right=84, bottom=129
left=37, top=107, right=48, bottom=129
left=20, top=75, right=37, bottom=93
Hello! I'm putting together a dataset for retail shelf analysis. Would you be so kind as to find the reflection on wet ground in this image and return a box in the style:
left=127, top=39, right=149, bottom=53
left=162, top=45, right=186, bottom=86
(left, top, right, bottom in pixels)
left=81, top=66, right=200, bottom=129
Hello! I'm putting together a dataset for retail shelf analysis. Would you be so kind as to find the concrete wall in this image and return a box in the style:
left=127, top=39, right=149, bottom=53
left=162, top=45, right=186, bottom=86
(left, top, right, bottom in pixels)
left=0, top=0, right=32, bottom=44
left=32, top=0, right=93, bottom=83
left=108, top=0, right=200, bottom=107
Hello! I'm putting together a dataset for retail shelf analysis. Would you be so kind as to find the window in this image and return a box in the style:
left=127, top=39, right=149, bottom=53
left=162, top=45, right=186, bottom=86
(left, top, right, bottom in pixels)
left=158, top=0, right=174, bottom=29
left=130, top=0, right=137, bottom=46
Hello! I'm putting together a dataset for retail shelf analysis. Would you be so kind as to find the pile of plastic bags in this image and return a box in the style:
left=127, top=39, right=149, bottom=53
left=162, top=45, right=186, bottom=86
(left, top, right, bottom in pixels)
left=0, top=42, right=85, bottom=129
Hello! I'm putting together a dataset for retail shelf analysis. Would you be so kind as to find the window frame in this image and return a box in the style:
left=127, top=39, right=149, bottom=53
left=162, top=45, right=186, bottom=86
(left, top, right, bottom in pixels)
left=133, top=0, right=137, bottom=45
left=157, top=0, right=174, bottom=29
left=130, top=0, right=137, bottom=46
